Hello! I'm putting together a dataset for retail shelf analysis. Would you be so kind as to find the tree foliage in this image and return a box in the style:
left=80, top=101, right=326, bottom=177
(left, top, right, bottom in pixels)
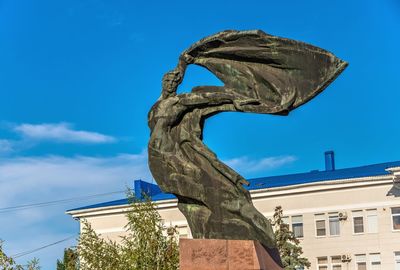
left=56, top=248, right=78, bottom=270
left=77, top=190, right=179, bottom=270
left=272, top=206, right=311, bottom=270
left=0, top=240, right=40, bottom=270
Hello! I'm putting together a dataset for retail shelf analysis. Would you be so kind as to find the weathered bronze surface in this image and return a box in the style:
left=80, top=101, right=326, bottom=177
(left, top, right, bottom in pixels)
left=148, top=30, right=347, bottom=261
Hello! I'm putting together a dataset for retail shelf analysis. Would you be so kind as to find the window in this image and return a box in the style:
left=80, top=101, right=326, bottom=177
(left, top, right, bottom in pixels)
left=331, top=256, right=342, bottom=270
left=369, top=253, right=381, bottom=270
left=315, top=214, right=326, bottom=236
left=366, top=209, right=378, bottom=233
left=317, top=257, right=328, bottom=270
left=292, top=215, right=304, bottom=238
left=395, top=252, right=400, bottom=270
left=351, top=209, right=378, bottom=234
left=329, top=213, right=340, bottom=236
left=282, top=216, right=290, bottom=225
left=355, top=254, right=367, bottom=270
left=353, top=211, right=364, bottom=234
left=279, top=215, right=304, bottom=238
left=392, top=207, right=400, bottom=231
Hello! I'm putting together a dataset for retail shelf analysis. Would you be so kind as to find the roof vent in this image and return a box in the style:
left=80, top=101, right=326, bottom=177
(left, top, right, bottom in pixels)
left=325, top=151, right=335, bottom=171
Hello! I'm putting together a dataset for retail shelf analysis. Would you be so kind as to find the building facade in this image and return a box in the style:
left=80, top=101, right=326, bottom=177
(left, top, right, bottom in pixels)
left=67, top=154, right=400, bottom=270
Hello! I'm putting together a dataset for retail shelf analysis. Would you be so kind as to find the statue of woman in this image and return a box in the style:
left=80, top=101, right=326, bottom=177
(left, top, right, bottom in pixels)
left=148, top=30, right=347, bottom=263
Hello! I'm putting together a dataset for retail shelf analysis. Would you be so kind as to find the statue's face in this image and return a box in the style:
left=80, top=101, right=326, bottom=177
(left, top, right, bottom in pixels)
left=162, top=70, right=182, bottom=94
left=162, top=73, right=177, bottom=92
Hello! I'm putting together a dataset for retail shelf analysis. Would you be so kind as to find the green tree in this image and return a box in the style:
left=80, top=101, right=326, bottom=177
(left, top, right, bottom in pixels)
left=26, top=259, right=40, bottom=270
left=78, top=190, right=179, bottom=270
left=272, top=206, right=311, bottom=270
left=0, top=240, right=40, bottom=270
left=56, top=248, right=78, bottom=270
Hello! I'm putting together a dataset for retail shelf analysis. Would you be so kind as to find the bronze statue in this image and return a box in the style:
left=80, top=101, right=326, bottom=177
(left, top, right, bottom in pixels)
left=148, top=30, right=347, bottom=262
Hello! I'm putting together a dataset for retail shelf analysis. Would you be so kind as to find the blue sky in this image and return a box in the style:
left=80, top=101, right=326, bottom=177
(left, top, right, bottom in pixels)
left=0, top=0, right=399, bottom=269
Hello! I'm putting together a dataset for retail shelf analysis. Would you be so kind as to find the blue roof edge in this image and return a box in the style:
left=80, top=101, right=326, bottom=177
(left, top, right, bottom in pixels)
left=67, top=160, right=400, bottom=213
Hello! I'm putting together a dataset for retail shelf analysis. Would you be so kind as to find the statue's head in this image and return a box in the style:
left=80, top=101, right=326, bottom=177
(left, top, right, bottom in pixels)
left=161, top=68, right=183, bottom=99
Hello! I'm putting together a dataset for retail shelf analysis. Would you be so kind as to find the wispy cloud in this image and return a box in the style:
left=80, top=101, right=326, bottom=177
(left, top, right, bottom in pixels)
left=224, top=155, right=297, bottom=175
left=14, top=123, right=116, bottom=144
left=0, top=151, right=150, bottom=204
left=0, top=151, right=151, bottom=265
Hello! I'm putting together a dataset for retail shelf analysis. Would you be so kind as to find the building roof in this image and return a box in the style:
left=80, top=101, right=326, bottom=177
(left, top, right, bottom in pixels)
left=67, top=160, right=400, bottom=213
left=248, top=160, right=400, bottom=190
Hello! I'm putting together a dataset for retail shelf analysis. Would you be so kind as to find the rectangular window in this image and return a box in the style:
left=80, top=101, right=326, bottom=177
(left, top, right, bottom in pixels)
left=331, top=256, right=342, bottom=270
left=369, top=253, right=381, bottom=270
left=282, top=216, right=290, bottom=225
left=329, top=213, right=340, bottom=236
left=366, top=209, right=378, bottom=233
left=292, top=215, right=304, bottom=238
left=355, top=254, right=367, bottom=270
left=317, top=257, right=328, bottom=270
left=315, top=214, right=326, bottom=236
left=395, top=252, right=400, bottom=270
left=353, top=211, right=364, bottom=234
left=392, top=207, right=400, bottom=230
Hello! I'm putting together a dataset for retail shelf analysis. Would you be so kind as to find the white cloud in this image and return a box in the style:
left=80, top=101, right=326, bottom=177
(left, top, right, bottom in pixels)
left=224, top=155, right=297, bottom=175
left=14, top=123, right=116, bottom=144
left=0, top=151, right=151, bottom=206
left=0, top=151, right=151, bottom=268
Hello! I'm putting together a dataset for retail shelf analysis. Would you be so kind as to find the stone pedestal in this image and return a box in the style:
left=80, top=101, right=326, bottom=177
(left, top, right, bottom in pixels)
left=179, top=239, right=284, bottom=270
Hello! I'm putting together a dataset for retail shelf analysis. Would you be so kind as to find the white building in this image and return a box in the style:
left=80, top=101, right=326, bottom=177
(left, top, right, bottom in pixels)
left=67, top=152, right=400, bottom=270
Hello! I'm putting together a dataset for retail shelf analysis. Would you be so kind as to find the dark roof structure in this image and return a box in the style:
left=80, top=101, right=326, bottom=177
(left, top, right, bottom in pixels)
left=67, top=159, right=400, bottom=212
